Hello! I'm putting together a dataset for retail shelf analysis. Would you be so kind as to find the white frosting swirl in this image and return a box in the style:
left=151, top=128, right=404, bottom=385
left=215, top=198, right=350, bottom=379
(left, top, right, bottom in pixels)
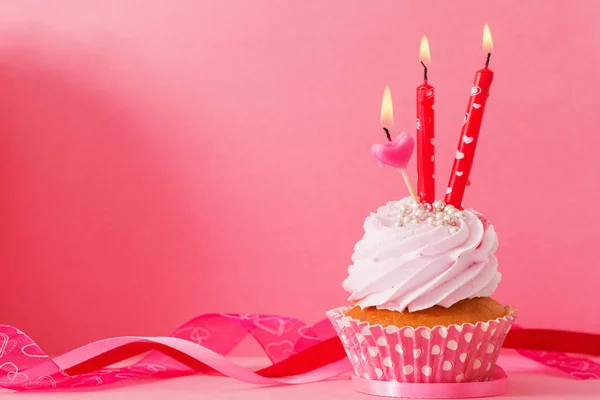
left=343, top=199, right=501, bottom=312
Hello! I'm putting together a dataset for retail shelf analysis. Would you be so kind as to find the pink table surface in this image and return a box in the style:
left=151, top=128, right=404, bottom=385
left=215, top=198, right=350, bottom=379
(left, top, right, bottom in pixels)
left=1, top=350, right=598, bottom=399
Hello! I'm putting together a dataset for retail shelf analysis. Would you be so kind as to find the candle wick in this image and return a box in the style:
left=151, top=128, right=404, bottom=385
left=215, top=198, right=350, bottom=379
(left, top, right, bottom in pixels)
left=485, top=53, right=491, bottom=67
left=421, top=61, right=428, bottom=81
left=383, top=127, right=392, bottom=142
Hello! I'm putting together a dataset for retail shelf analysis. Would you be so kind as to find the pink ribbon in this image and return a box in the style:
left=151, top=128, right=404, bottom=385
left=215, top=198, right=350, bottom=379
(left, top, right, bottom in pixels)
left=57, top=336, right=351, bottom=385
left=515, top=350, right=600, bottom=381
left=0, top=312, right=597, bottom=396
left=352, top=367, right=507, bottom=398
left=0, top=313, right=347, bottom=390
left=508, top=326, right=600, bottom=380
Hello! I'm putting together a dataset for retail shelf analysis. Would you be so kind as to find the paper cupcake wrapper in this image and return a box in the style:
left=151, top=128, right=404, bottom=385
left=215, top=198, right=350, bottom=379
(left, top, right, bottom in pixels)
left=327, top=305, right=517, bottom=384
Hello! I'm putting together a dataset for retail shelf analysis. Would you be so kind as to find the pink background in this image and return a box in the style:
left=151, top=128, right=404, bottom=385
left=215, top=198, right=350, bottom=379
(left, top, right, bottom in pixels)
left=0, top=0, right=598, bottom=354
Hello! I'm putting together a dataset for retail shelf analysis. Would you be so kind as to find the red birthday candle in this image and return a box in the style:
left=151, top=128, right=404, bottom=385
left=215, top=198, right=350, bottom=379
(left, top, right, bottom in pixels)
left=445, top=25, right=494, bottom=208
left=416, top=36, right=435, bottom=204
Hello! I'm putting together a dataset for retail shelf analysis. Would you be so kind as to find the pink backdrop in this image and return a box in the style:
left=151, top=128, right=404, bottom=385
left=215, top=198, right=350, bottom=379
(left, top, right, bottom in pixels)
left=1, top=0, right=598, bottom=354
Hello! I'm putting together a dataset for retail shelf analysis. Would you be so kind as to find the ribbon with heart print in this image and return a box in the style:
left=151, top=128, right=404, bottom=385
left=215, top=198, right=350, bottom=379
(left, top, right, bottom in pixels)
left=0, top=313, right=598, bottom=392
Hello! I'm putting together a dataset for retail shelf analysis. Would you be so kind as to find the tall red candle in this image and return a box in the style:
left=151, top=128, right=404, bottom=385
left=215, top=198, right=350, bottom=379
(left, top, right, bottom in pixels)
left=445, top=25, right=494, bottom=208
left=416, top=36, right=435, bottom=204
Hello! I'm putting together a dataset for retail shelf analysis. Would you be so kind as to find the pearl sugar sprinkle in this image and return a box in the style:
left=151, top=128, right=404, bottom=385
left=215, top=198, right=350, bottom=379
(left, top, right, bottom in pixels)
left=396, top=200, right=463, bottom=232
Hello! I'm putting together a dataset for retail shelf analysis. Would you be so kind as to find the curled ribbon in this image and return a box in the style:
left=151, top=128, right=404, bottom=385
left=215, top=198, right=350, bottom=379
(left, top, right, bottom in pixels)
left=0, top=313, right=598, bottom=393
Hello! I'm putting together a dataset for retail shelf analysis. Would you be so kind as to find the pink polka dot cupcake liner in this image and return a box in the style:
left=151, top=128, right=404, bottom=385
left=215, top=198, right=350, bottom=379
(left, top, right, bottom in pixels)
left=327, top=306, right=517, bottom=384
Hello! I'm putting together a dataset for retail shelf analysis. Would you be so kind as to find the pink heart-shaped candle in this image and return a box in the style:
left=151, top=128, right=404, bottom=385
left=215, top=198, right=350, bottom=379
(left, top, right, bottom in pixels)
left=371, top=132, right=415, bottom=169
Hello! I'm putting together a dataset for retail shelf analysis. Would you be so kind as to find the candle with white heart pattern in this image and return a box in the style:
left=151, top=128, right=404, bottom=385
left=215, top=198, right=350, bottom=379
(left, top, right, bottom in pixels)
left=445, top=25, right=494, bottom=208
left=417, top=36, right=435, bottom=204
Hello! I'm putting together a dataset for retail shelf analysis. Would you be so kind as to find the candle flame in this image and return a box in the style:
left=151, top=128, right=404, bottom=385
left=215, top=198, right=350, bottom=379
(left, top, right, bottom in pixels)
left=482, top=24, right=493, bottom=52
left=380, top=86, right=394, bottom=127
left=419, top=36, right=431, bottom=66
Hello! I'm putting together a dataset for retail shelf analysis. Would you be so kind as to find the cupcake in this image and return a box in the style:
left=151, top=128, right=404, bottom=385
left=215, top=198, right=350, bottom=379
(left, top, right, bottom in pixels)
left=327, top=197, right=516, bottom=385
